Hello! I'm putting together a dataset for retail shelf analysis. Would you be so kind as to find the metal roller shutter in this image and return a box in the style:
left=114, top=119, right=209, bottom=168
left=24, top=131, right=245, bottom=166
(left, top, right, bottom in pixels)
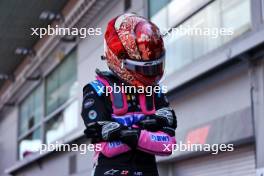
left=161, top=145, right=256, bottom=176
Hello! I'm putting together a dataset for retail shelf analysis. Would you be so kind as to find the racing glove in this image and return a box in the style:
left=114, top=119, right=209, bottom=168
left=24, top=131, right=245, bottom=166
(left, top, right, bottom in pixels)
left=84, top=121, right=107, bottom=139
left=119, top=128, right=141, bottom=149
left=137, top=107, right=177, bottom=136
left=84, top=121, right=141, bottom=149
left=84, top=121, right=125, bottom=141
left=101, top=122, right=127, bottom=141
left=102, top=122, right=141, bottom=149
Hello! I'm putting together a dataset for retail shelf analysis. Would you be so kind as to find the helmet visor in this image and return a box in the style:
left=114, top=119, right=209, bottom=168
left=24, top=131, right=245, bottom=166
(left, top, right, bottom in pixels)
left=123, top=55, right=165, bottom=76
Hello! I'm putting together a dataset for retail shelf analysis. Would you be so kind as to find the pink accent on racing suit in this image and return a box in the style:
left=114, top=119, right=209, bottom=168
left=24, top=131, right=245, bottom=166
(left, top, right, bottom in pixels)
left=99, top=130, right=176, bottom=157
left=137, top=130, right=176, bottom=156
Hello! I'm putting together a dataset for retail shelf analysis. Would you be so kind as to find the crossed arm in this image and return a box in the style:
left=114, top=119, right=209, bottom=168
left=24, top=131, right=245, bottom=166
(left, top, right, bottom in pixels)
left=81, top=84, right=177, bottom=158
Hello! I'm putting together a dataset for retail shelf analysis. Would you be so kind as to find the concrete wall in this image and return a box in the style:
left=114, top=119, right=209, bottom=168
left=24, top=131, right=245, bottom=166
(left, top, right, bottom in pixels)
left=171, top=63, right=251, bottom=131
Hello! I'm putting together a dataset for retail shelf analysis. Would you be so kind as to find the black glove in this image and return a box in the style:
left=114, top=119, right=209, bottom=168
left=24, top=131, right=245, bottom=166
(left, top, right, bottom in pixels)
left=119, top=128, right=141, bottom=149
left=84, top=121, right=140, bottom=146
left=136, top=116, right=161, bottom=131
left=154, top=107, right=176, bottom=128
left=101, top=122, right=127, bottom=141
left=137, top=107, right=177, bottom=133
left=84, top=121, right=109, bottom=139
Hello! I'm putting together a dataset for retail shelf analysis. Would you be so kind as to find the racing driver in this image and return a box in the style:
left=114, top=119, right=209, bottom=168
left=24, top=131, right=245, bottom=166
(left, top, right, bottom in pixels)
left=81, top=13, right=177, bottom=176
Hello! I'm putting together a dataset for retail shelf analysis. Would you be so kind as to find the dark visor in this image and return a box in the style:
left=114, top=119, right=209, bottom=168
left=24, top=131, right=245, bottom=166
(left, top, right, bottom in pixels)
left=123, top=55, right=165, bottom=76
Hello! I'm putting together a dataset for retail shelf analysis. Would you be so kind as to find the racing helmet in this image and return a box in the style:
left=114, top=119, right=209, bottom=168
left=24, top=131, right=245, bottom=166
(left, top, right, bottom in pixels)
left=104, top=13, right=165, bottom=87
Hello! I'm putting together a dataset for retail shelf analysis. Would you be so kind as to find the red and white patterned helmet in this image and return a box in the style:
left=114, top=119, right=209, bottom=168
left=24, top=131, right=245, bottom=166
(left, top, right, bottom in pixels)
left=104, top=13, right=165, bottom=87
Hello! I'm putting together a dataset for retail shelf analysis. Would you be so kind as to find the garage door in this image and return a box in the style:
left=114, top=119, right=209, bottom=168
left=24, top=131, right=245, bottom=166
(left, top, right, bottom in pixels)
left=159, top=145, right=256, bottom=176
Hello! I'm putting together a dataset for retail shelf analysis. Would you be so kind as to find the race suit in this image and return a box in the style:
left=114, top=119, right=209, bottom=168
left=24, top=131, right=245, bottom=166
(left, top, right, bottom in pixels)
left=81, top=70, right=177, bottom=176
